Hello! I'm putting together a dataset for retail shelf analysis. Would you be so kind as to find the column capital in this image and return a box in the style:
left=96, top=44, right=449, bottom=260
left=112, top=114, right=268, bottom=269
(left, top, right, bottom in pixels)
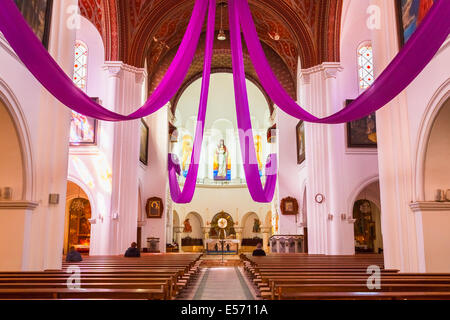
left=301, top=62, right=343, bottom=80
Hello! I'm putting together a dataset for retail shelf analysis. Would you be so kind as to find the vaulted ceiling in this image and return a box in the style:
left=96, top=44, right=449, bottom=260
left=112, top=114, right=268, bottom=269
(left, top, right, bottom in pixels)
left=79, top=0, right=342, bottom=100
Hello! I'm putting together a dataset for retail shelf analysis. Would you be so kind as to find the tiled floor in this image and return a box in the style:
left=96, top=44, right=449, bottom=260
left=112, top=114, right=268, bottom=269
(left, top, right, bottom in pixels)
left=192, top=267, right=255, bottom=300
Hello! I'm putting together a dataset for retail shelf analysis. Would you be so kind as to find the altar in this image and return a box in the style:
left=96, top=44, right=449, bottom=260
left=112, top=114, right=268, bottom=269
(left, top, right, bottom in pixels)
left=206, top=239, right=239, bottom=255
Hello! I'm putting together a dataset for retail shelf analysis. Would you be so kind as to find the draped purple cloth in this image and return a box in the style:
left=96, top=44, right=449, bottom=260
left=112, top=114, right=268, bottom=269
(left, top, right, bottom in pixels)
left=0, top=0, right=209, bottom=121
left=229, top=0, right=277, bottom=203
left=237, top=0, right=450, bottom=123
left=168, top=0, right=215, bottom=203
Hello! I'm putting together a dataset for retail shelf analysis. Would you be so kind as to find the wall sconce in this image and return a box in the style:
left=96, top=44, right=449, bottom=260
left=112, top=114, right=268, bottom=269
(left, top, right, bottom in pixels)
left=98, top=214, right=104, bottom=223
left=327, top=214, right=334, bottom=221
left=112, top=212, right=119, bottom=220
left=88, top=218, right=97, bottom=224
left=340, top=214, right=347, bottom=221
left=49, top=194, right=60, bottom=205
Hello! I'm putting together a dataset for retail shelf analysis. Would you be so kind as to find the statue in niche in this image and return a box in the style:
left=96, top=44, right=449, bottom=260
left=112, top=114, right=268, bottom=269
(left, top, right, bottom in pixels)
left=183, top=218, right=192, bottom=233
left=253, top=218, right=261, bottom=233
left=214, top=139, right=230, bottom=180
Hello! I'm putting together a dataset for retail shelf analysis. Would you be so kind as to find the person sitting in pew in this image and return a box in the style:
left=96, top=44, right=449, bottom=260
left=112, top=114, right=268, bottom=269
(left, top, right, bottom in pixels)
left=252, top=243, right=266, bottom=257
left=66, top=246, right=83, bottom=262
left=124, top=242, right=141, bottom=257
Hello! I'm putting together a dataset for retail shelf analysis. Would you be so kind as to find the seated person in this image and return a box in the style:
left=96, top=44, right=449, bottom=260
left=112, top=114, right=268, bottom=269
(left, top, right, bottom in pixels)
left=124, top=242, right=141, bottom=257
left=252, top=243, right=266, bottom=257
left=66, top=246, right=83, bottom=262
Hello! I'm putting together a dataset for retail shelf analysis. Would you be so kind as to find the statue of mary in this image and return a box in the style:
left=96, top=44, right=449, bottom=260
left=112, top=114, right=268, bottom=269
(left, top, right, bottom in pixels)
left=214, top=139, right=229, bottom=180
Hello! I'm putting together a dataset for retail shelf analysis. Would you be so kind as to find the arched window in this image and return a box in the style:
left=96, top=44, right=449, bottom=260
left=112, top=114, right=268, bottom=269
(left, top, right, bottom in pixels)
left=72, top=40, right=88, bottom=91
left=357, top=43, right=374, bottom=91
left=70, top=40, right=96, bottom=146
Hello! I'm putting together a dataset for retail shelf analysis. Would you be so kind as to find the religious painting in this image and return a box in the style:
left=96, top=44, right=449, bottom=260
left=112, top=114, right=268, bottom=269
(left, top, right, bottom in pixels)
left=146, top=197, right=163, bottom=219
left=14, top=0, right=53, bottom=49
left=213, top=139, right=231, bottom=181
left=67, top=198, right=91, bottom=253
left=396, top=0, right=435, bottom=47
left=280, top=197, right=299, bottom=215
left=69, top=97, right=99, bottom=146
left=296, top=121, right=306, bottom=164
left=353, top=200, right=376, bottom=252
left=346, top=100, right=377, bottom=148
left=253, top=218, right=261, bottom=233
left=181, top=134, right=193, bottom=177
left=183, top=218, right=192, bottom=233
left=140, top=119, right=149, bottom=165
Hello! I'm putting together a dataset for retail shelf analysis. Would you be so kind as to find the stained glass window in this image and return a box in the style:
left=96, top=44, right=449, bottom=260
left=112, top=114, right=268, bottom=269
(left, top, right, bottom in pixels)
left=70, top=41, right=97, bottom=146
left=358, top=44, right=374, bottom=90
left=73, top=40, right=88, bottom=91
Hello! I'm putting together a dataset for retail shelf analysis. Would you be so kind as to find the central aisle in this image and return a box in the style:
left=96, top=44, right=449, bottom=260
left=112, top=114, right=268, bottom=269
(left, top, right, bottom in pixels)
left=193, top=267, right=255, bottom=300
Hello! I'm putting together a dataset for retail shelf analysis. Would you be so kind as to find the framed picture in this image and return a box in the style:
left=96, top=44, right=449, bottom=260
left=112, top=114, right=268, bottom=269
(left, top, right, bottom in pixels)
left=395, top=0, right=435, bottom=47
left=69, top=98, right=99, bottom=146
left=140, top=119, right=149, bottom=165
left=280, top=197, right=299, bottom=215
left=296, top=121, right=306, bottom=164
left=346, top=99, right=377, bottom=148
left=146, top=197, right=163, bottom=219
left=14, top=0, right=53, bottom=49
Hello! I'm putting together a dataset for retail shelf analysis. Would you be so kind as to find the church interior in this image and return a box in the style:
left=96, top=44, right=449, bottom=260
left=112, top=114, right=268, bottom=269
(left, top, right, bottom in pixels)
left=0, top=0, right=450, bottom=301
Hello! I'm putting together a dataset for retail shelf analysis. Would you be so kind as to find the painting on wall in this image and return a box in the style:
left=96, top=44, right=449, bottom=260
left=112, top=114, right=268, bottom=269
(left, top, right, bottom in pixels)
left=346, top=100, right=377, bottom=148
left=146, top=197, right=163, bottom=219
left=213, top=139, right=231, bottom=181
left=140, top=119, right=149, bottom=166
left=396, top=0, right=435, bottom=47
left=296, top=121, right=306, bottom=164
left=14, top=0, right=53, bottom=49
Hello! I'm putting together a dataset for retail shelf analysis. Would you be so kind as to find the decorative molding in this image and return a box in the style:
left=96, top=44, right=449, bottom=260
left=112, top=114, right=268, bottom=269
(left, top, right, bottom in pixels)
left=103, top=61, right=147, bottom=79
left=0, top=33, right=21, bottom=64
left=301, top=62, right=343, bottom=79
left=409, top=201, right=450, bottom=212
left=0, top=201, right=39, bottom=210
left=345, top=148, right=378, bottom=155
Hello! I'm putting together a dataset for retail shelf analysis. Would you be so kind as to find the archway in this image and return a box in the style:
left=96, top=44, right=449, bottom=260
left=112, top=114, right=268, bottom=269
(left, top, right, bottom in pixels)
left=182, top=211, right=204, bottom=252
left=0, top=97, right=24, bottom=200
left=351, top=180, right=383, bottom=254
left=63, top=181, right=93, bottom=255
left=241, top=212, right=262, bottom=252
left=424, top=98, right=450, bottom=201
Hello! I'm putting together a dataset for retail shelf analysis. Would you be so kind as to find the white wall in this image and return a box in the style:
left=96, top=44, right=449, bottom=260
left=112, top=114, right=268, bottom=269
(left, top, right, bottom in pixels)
left=0, top=0, right=77, bottom=271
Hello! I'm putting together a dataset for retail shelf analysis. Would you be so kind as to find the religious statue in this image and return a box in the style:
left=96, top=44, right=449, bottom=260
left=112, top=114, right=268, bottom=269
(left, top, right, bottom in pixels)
left=253, top=218, right=261, bottom=233
left=183, top=218, right=192, bottom=233
left=214, top=139, right=229, bottom=180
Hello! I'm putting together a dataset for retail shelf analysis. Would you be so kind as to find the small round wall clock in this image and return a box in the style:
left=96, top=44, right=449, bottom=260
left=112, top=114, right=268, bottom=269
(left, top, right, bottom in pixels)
left=315, top=193, right=325, bottom=204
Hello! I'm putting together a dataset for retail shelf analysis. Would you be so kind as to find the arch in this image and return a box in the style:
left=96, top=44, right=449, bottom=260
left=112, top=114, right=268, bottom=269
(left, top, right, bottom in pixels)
left=0, top=78, right=34, bottom=200
left=347, top=175, right=380, bottom=216
left=414, top=79, right=450, bottom=201
left=241, top=211, right=261, bottom=239
left=64, top=180, right=94, bottom=255
left=67, top=175, right=97, bottom=218
left=352, top=199, right=383, bottom=254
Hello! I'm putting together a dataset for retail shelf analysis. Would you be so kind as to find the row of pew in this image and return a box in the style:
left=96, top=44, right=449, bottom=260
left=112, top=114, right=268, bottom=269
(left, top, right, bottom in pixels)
left=0, top=254, right=202, bottom=300
left=241, top=253, right=450, bottom=300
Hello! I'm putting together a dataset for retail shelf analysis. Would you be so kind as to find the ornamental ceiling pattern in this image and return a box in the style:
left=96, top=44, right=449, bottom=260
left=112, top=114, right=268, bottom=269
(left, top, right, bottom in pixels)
left=79, top=0, right=342, bottom=97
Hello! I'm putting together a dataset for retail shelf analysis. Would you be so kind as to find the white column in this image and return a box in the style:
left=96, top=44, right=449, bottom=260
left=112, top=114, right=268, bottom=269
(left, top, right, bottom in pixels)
left=104, top=62, right=145, bottom=255
left=371, top=0, right=422, bottom=272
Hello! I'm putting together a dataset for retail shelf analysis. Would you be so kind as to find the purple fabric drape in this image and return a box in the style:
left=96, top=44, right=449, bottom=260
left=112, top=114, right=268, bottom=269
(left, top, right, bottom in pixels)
left=229, top=0, right=277, bottom=203
left=237, top=0, right=450, bottom=123
left=168, top=0, right=215, bottom=204
left=0, top=0, right=209, bottom=121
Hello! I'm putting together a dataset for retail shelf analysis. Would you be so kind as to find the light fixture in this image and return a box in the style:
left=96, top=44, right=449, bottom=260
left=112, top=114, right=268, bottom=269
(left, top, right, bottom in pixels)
left=217, top=2, right=227, bottom=41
